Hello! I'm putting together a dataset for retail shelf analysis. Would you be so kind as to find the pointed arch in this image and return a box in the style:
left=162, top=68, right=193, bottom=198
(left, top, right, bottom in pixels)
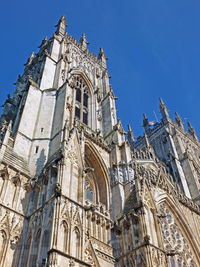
left=85, top=140, right=110, bottom=209
left=70, top=69, right=94, bottom=97
left=155, top=193, right=200, bottom=265
left=69, top=70, right=95, bottom=129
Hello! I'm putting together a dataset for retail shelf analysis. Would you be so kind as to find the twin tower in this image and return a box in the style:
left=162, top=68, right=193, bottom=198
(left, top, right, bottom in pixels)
left=0, top=16, right=200, bottom=267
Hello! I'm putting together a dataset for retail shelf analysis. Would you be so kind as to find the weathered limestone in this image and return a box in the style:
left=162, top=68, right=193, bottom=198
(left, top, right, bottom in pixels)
left=0, top=15, right=199, bottom=267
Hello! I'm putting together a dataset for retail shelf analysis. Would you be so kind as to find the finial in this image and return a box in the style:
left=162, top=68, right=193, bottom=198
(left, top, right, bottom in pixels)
left=24, top=52, right=34, bottom=66
left=159, top=97, right=170, bottom=123
left=175, top=112, right=184, bottom=128
left=80, top=33, right=89, bottom=50
left=38, top=36, right=48, bottom=48
left=55, top=15, right=67, bottom=37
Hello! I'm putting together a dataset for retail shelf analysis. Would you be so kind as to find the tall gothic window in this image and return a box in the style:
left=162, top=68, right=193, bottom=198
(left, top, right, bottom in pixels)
left=74, top=76, right=89, bottom=125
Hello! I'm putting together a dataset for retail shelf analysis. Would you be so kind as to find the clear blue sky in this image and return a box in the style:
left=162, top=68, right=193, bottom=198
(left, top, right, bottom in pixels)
left=0, top=0, right=200, bottom=137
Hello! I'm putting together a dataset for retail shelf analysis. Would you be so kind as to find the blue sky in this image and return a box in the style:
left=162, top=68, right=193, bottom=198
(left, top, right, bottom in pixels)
left=0, top=0, right=200, bottom=137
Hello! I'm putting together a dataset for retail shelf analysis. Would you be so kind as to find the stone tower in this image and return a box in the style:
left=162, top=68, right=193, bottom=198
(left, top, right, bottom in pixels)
left=0, top=16, right=200, bottom=267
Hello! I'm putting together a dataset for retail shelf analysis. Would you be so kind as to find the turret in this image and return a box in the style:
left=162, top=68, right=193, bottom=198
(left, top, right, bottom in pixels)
left=175, top=112, right=184, bottom=129
left=55, top=15, right=67, bottom=37
left=80, top=33, right=89, bottom=51
left=159, top=97, right=170, bottom=123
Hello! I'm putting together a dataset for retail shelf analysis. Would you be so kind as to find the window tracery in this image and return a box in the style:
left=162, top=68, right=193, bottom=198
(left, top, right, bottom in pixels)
left=158, top=203, right=197, bottom=267
left=74, top=76, right=89, bottom=125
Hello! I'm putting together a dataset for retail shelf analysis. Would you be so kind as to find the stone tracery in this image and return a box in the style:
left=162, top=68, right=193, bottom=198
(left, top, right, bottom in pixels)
left=158, top=202, right=198, bottom=267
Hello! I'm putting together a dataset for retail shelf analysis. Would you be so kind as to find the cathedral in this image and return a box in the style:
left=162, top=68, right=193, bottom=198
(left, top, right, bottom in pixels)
left=0, top=15, right=200, bottom=267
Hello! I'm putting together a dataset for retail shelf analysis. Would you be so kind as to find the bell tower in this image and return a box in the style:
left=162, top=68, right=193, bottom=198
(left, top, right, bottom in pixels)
left=1, top=15, right=200, bottom=267
left=0, top=16, right=116, bottom=267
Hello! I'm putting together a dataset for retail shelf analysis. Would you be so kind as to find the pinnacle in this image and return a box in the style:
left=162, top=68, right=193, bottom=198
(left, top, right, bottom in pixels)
left=127, top=124, right=132, bottom=131
left=24, top=52, right=34, bottom=66
left=59, top=15, right=67, bottom=26
left=143, top=113, right=148, bottom=120
left=98, top=48, right=106, bottom=59
left=55, top=15, right=67, bottom=36
left=159, top=97, right=165, bottom=107
left=80, top=33, right=89, bottom=45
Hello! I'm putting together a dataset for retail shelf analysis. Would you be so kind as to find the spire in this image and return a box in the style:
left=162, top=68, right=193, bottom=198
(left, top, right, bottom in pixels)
left=159, top=97, right=170, bottom=123
left=187, top=121, right=198, bottom=141
left=55, top=15, right=67, bottom=37
left=143, top=113, right=151, bottom=134
left=175, top=112, right=184, bottom=129
left=24, top=52, right=34, bottom=66
left=38, top=36, right=48, bottom=48
left=127, top=124, right=135, bottom=144
left=98, top=48, right=107, bottom=68
left=80, top=33, right=89, bottom=50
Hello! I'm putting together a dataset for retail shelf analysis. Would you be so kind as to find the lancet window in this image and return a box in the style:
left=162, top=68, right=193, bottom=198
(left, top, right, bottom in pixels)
left=74, top=76, right=89, bottom=125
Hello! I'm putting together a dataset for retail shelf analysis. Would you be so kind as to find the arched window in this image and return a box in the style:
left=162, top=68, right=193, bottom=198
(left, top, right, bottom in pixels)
left=74, top=76, right=89, bottom=125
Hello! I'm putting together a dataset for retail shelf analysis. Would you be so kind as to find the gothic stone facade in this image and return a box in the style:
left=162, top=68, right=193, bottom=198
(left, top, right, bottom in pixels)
left=0, top=16, right=199, bottom=267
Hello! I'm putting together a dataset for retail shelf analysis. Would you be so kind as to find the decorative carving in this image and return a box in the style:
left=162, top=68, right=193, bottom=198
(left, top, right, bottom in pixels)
left=54, top=183, right=61, bottom=196
left=158, top=202, right=198, bottom=266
